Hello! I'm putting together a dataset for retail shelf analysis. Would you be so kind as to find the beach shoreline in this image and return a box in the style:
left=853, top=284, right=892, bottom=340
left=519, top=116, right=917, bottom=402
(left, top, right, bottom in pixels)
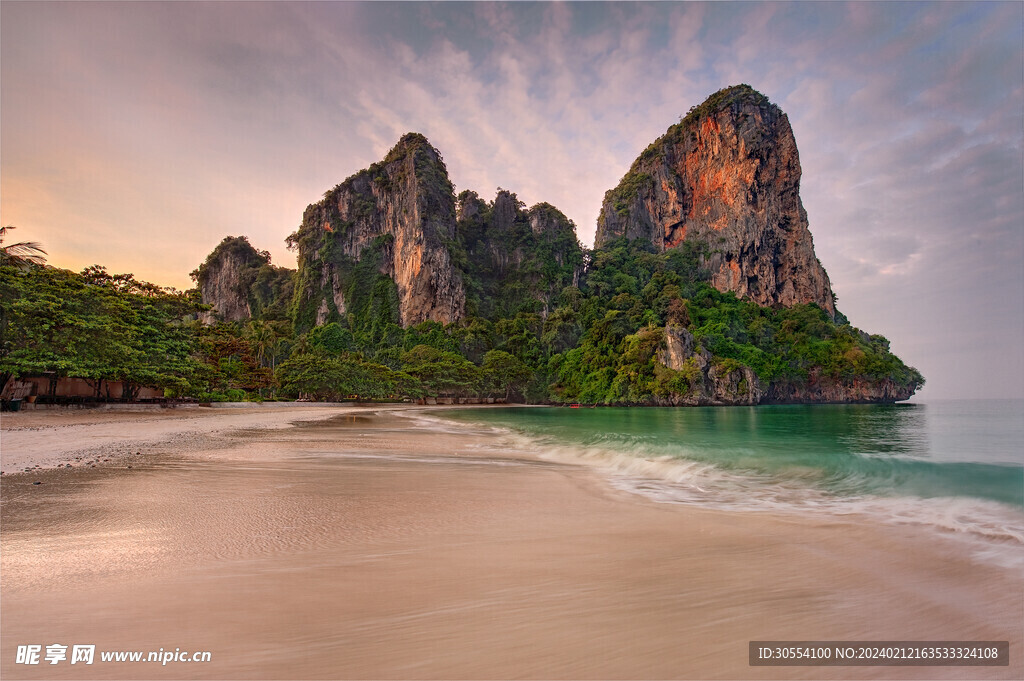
left=0, top=402, right=514, bottom=475
left=2, top=406, right=1021, bottom=679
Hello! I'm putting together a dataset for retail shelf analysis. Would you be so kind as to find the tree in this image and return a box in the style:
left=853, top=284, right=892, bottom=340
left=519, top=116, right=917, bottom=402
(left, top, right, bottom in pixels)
left=307, top=322, right=354, bottom=354
left=400, top=344, right=481, bottom=396
left=482, top=350, right=533, bottom=401
left=245, top=321, right=280, bottom=368
left=0, top=264, right=202, bottom=399
left=275, top=352, right=408, bottom=400
left=0, top=226, right=47, bottom=269
left=275, top=353, right=360, bottom=400
left=195, top=323, right=268, bottom=396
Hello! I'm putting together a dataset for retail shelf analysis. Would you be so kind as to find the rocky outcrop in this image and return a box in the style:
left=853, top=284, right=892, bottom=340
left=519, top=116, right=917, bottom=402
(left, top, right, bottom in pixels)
left=528, top=202, right=578, bottom=241
left=289, top=133, right=465, bottom=330
left=455, top=189, right=486, bottom=224
left=192, top=236, right=269, bottom=322
left=763, top=372, right=919, bottom=404
left=455, top=189, right=584, bottom=317
left=489, top=190, right=518, bottom=232
left=655, top=324, right=916, bottom=405
left=596, top=84, right=836, bottom=318
left=656, top=324, right=762, bottom=406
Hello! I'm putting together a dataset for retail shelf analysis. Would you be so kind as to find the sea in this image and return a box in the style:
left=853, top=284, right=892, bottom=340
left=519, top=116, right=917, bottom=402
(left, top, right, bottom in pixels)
left=427, top=399, right=1024, bottom=563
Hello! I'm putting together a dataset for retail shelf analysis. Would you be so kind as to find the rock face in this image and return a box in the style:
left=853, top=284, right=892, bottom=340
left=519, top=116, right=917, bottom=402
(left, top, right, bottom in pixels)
left=289, top=133, right=465, bottom=330
left=763, top=373, right=918, bottom=404
left=192, top=236, right=269, bottom=322
left=655, top=324, right=916, bottom=405
left=527, top=202, right=579, bottom=250
left=596, top=84, right=835, bottom=318
left=657, top=324, right=763, bottom=406
left=274, top=135, right=583, bottom=332
left=455, top=189, right=584, bottom=318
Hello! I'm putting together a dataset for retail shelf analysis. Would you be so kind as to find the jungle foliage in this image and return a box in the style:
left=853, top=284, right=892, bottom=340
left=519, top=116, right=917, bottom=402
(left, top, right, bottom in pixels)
left=2, top=205, right=922, bottom=403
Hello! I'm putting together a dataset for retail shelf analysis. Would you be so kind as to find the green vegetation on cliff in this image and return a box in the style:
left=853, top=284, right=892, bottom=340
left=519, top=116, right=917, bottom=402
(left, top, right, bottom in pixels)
left=456, top=190, right=584, bottom=318
left=596, top=86, right=775, bottom=235
left=549, top=238, right=921, bottom=404
left=678, top=83, right=777, bottom=129
left=183, top=234, right=918, bottom=404
left=192, top=236, right=294, bottom=321
left=0, top=234, right=922, bottom=404
left=0, top=121, right=922, bottom=405
left=286, top=132, right=462, bottom=333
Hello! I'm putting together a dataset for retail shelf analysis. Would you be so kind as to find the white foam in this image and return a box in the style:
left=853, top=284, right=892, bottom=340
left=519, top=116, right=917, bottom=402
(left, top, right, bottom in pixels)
left=324, top=451, right=530, bottom=467
left=394, top=409, right=513, bottom=438
left=410, top=409, right=1024, bottom=570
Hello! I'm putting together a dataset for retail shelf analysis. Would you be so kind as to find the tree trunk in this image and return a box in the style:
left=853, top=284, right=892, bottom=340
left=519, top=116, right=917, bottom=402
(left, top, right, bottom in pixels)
left=124, top=382, right=141, bottom=402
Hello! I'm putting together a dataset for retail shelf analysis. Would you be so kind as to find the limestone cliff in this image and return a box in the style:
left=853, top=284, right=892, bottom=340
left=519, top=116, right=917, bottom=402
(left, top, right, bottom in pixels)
left=455, top=189, right=584, bottom=318
left=763, top=373, right=918, bottom=404
left=596, top=84, right=835, bottom=317
left=192, top=236, right=294, bottom=323
left=289, top=133, right=465, bottom=330
left=654, top=323, right=918, bottom=405
left=656, top=324, right=763, bottom=406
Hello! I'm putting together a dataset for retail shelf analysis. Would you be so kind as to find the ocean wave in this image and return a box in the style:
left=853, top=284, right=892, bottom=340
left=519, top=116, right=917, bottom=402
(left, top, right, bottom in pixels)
left=420, top=410, right=1024, bottom=568
left=446, top=417, right=1024, bottom=565
left=395, top=409, right=514, bottom=438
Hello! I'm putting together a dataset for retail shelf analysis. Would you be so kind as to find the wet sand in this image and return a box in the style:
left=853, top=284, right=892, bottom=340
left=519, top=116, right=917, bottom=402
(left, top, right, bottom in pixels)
left=1, top=409, right=1021, bottom=679
left=0, top=404, right=390, bottom=473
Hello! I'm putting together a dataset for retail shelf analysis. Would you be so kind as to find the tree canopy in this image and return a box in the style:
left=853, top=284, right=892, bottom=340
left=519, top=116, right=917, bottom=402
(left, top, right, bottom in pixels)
left=1, top=234, right=922, bottom=405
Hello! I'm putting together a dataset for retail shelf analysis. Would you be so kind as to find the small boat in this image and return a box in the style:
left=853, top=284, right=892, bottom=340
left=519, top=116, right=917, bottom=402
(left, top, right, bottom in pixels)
left=570, top=403, right=581, bottom=408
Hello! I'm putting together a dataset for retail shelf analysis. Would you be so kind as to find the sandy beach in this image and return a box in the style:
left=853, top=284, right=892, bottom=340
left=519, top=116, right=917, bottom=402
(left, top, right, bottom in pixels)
left=1, top=406, right=1021, bottom=679
left=0, top=404, right=378, bottom=474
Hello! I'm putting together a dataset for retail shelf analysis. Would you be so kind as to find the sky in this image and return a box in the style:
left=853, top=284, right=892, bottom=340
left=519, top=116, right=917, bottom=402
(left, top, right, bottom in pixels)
left=1, top=1, right=1022, bottom=400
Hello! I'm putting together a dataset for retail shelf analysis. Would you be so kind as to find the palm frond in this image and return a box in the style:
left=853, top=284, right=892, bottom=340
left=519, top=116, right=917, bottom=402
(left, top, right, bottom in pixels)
left=1, top=225, right=48, bottom=267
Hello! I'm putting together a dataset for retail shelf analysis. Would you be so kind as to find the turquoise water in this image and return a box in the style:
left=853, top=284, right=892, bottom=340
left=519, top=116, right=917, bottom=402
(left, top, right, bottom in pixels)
left=432, top=400, right=1024, bottom=544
